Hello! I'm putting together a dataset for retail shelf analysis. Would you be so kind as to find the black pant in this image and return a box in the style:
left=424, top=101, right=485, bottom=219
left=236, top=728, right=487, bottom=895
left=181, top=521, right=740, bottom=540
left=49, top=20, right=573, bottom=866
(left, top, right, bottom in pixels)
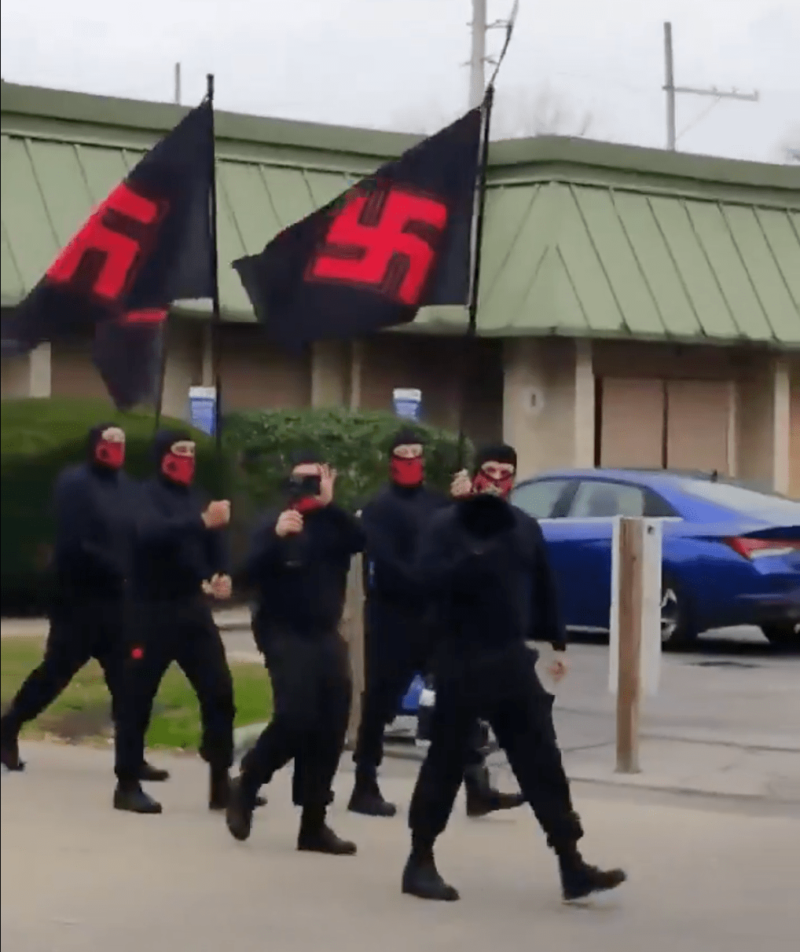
left=2, top=597, right=127, bottom=732
left=239, top=629, right=351, bottom=809
left=114, top=597, right=235, bottom=781
left=353, top=599, right=485, bottom=778
left=409, top=642, right=583, bottom=850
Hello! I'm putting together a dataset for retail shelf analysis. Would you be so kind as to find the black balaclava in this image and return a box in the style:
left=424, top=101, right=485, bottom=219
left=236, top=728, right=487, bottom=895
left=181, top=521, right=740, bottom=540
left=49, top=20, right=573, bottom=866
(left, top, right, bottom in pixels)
left=472, top=443, right=518, bottom=499
left=389, top=427, right=425, bottom=489
left=88, top=422, right=125, bottom=473
left=154, top=428, right=195, bottom=487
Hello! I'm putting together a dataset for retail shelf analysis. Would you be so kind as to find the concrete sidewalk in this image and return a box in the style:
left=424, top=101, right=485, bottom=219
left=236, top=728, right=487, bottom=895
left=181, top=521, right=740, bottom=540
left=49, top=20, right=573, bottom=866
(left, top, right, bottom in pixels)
left=2, top=743, right=799, bottom=952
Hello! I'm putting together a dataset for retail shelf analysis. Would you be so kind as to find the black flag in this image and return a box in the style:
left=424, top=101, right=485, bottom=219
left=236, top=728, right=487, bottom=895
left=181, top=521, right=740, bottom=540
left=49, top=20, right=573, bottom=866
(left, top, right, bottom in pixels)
left=1, top=100, right=216, bottom=409
left=233, top=108, right=482, bottom=349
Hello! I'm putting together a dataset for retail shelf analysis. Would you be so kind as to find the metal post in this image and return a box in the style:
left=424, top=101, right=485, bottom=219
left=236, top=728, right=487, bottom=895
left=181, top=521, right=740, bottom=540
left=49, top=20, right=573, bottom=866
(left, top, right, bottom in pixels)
left=174, top=62, right=182, bottom=106
left=663, top=23, right=676, bottom=151
left=469, top=0, right=487, bottom=109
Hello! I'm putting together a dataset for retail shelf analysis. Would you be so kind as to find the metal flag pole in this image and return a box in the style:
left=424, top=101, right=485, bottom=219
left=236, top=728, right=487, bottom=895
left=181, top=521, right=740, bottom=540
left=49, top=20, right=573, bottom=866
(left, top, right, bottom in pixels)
left=456, top=83, right=495, bottom=471
left=205, top=73, right=224, bottom=457
left=455, top=1, right=518, bottom=470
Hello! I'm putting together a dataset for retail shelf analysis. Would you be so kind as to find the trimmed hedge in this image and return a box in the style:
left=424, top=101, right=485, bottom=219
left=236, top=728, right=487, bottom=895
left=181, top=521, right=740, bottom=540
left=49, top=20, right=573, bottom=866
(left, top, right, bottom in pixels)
left=224, top=407, right=468, bottom=514
left=1, top=400, right=469, bottom=614
left=1, top=398, right=222, bottom=615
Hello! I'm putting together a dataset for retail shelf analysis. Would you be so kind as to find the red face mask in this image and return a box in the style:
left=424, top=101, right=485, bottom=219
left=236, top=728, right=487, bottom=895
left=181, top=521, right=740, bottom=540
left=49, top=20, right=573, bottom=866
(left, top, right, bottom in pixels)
left=472, top=470, right=515, bottom=499
left=294, top=496, right=325, bottom=514
left=94, top=439, right=125, bottom=470
left=390, top=456, right=424, bottom=488
left=161, top=452, right=195, bottom=486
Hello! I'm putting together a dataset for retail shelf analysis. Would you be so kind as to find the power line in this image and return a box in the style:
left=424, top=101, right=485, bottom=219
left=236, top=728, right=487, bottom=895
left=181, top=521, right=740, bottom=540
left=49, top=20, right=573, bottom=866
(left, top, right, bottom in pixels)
left=663, top=21, right=759, bottom=151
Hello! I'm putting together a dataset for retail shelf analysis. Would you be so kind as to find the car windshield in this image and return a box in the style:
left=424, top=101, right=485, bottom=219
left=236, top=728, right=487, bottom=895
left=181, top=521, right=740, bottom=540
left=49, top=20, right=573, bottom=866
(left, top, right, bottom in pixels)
left=678, top=480, right=800, bottom=520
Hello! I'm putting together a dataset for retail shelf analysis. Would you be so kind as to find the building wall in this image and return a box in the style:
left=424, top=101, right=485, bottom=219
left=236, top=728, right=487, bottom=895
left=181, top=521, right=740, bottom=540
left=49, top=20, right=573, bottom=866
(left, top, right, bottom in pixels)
left=1, top=322, right=791, bottom=493
left=788, top=358, right=800, bottom=499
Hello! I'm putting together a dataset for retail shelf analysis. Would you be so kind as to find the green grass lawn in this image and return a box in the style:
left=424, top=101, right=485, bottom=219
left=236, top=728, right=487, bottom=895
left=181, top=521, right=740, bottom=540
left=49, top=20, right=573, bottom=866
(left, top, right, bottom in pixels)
left=1, top=638, right=273, bottom=751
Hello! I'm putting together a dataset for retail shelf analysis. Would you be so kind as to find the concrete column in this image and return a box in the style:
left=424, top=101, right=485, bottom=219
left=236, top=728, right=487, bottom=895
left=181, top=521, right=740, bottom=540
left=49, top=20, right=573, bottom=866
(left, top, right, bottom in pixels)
left=349, top=341, right=363, bottom=410
left=503, top=337, right=594, bottom=478
left=1, top=345, right=51, bottom=399
left=736, top=354, right=791, bottom=493
left=773, top=356, right=791, bottom=495
left=573, top=339, right=595, bottom=468
left=201, top=325, right=214, bottom=386
left=310, top=340, right=349, bottom=408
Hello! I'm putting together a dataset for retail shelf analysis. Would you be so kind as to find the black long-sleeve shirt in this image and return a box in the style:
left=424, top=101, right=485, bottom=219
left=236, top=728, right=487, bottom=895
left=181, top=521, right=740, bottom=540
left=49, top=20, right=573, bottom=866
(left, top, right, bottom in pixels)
left=243, top=504, right=365, bottom=638
left=361, top=483, right=449, bottom=607
left=416, top=499, right=567, bottom=655
left=51, top=463, right=137, bottom=600
left=131, top=478, right=228, bottom=601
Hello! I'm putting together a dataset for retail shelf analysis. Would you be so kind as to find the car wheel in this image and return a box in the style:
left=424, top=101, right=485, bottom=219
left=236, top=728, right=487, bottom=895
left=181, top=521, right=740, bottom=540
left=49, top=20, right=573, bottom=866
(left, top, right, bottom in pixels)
left=661, top=576, right=696, bottom=649
left=761, top=623, right=800, bottom=648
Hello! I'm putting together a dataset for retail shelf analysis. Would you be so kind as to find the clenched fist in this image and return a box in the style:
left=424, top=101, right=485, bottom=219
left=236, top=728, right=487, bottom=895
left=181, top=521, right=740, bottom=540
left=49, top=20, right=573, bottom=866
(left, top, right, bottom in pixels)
left=276, top=509, right=304, bottom=537
left=450, top=469, right=473, bottom=499
left=202, top=500, right=230, bottom=529
left=209, top=573, right=232, bottom=600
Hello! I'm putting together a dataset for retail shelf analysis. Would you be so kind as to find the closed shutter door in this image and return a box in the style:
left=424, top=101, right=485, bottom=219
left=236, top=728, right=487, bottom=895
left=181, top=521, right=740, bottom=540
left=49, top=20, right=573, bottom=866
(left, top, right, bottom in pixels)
left=600, top=378, right=665, bottom=468
left=666, top=380, right=732, bottom=475
left=790, top=373, right=800, bottom=499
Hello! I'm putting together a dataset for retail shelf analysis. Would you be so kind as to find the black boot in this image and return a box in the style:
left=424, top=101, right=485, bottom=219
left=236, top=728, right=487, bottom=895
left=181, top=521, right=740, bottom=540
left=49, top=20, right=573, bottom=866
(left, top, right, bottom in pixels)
left=113, top=780, right=163, bottom=814
left=401, top=838, right=460, bottom=902
left=209, top=766, right=231, bottom=811
left=298, top=806, right=357, bottom=856
left=464, top=765, right=525, bottom=818
left=348, top=772, right=397, bottom=817
left=226, top=775, right=257, bottom=841
left=0, top=718, right=25, bottom=772
left=559, top=847, right=627, bottom=901
left=138, top=761, right=170, bottom=783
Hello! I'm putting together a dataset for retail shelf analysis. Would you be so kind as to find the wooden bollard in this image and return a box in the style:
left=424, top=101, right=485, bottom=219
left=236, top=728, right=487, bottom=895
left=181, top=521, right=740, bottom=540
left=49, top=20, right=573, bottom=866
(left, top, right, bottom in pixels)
left=615, top=517, right=645, bottom=774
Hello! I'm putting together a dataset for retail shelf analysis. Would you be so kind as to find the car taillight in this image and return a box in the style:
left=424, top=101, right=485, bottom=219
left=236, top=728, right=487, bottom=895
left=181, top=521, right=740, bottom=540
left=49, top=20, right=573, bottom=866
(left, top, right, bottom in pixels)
left=726, top=537, right=800, bottom=560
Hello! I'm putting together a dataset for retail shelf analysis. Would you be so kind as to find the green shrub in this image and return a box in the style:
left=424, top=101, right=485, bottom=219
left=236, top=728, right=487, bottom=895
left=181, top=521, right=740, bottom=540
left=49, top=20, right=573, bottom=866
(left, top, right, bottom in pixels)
left=224, top=407, right=469, bottom=515
left=1, top=398, right=223, bottom=615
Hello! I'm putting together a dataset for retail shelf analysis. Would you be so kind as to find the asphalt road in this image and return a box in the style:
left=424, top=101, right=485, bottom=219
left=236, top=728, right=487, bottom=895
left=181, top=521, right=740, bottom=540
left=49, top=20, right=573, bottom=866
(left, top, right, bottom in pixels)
left=223, top=625, right=800, bottom=753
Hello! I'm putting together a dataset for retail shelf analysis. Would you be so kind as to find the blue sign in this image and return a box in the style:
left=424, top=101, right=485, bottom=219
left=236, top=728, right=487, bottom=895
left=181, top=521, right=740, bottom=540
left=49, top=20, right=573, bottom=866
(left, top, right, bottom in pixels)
left=392, top=387, right=422, bottom=422
left=188, top=386, right=217, bottom=436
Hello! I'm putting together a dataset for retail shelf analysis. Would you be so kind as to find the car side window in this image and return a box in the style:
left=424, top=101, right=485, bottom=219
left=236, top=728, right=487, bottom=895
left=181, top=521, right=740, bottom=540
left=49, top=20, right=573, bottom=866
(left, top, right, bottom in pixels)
left=568, top=481, right=646, bottom=518
left=511, top=479, right=571, bottom=519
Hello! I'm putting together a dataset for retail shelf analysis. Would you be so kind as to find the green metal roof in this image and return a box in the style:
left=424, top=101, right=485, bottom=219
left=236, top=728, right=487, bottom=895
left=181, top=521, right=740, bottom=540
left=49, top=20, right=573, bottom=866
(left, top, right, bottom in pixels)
left=2, top=81, right=799, bottom=347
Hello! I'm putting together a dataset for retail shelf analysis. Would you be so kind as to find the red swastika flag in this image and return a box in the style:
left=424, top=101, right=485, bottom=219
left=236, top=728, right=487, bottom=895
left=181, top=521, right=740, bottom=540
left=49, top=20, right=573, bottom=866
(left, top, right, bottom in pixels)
left=2, top=99, right=216, bottom=410
left=233, top=107, right=483, bottom=349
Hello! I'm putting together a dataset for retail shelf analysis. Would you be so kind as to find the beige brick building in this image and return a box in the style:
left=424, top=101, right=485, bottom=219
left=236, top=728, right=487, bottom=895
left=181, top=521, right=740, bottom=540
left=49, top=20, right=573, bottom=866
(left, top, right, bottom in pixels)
left=2, top=82, right=799, bottom=495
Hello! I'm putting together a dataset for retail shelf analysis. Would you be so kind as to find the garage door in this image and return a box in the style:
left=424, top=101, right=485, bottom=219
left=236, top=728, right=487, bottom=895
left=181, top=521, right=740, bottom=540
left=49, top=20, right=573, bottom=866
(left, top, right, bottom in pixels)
left=790, top=371, right=800, bottom=499
left=666, top=380, right=732, bottom=476
left=600, top=378, right=664, bottom=468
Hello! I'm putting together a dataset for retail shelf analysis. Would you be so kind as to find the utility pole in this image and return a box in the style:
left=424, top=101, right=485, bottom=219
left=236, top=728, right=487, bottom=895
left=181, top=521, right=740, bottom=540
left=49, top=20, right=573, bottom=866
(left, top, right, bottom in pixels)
left=174, top=62, right=182, bottom=105
left=469, top=0, right=487, bottom=109
left=662, top=21, right=759, bottom=151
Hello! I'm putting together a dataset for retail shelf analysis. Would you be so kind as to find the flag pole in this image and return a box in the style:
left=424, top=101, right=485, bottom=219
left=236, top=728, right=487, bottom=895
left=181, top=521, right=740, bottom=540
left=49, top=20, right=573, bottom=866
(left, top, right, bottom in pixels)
left=206, top=73, right=224, bottom=457
left=456, top=83, right=495, bottom=470
left=153, top=315, right=169, bottom=430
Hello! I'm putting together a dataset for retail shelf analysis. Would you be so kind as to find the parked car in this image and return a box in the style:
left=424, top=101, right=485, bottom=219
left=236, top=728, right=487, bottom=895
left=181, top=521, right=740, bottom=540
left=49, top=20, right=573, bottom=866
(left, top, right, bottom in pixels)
left=511, top=469, right=800, bottom=647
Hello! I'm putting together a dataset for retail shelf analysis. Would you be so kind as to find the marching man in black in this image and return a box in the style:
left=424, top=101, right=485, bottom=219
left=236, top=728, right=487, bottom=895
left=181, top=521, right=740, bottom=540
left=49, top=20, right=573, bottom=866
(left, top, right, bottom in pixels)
left=401, top=444, right=627, bottom=904
left=226, top=451, right=364, bottom=855
left=349, top=428, right=524, bottom=819
left=0, top=423, right=166, bottom=784
left=113, top=429, right=236, bottom=815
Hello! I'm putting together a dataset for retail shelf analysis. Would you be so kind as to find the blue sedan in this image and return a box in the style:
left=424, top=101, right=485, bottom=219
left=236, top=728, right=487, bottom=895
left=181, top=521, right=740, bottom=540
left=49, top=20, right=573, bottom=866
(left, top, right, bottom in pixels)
left=510, top=469, right=800, bottom=648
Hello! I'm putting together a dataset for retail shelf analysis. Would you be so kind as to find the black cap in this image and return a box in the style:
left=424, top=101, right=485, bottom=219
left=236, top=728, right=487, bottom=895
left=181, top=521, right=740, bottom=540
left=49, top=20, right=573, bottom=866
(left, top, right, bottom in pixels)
left=87, top=422, right=119, bottom=458
left=474, top=443, right=517, bottom=474
left=390, top=427, right=425, bottom=453
left=153, top=428, right=192, bottom=464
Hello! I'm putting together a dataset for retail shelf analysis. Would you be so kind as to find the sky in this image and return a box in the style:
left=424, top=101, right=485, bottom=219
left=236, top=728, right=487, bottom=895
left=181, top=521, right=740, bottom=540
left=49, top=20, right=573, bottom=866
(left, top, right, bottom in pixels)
left=1, top=0, right=798, bottom=164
